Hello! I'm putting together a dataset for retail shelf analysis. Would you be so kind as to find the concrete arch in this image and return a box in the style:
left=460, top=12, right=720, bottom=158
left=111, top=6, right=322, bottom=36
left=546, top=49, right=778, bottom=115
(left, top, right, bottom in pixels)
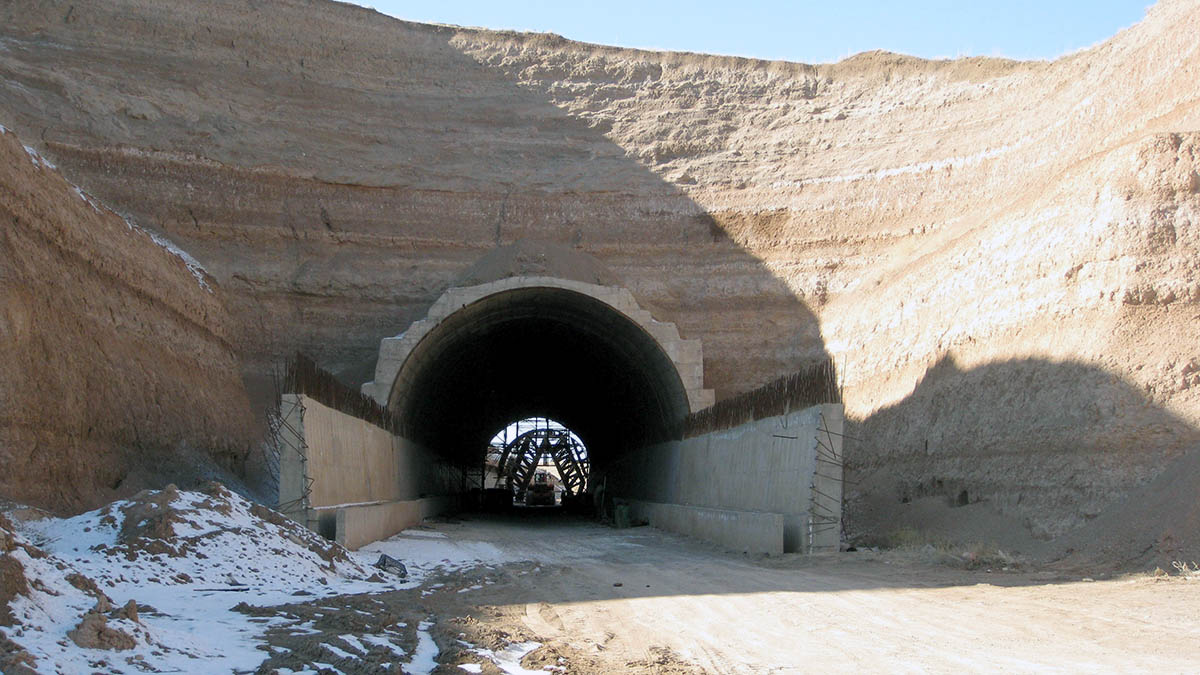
left=362, top=276, right=714, bottom=463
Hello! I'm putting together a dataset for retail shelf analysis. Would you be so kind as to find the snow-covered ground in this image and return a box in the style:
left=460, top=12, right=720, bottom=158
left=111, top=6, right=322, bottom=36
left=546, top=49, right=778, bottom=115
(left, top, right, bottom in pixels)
left=0, top=485, right=539, bottom=674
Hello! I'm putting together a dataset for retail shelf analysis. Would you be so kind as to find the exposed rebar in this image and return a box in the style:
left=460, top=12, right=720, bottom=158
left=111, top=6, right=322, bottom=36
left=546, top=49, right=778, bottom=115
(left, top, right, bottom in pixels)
left=281, top=352, right=409, bottom=437
left=680, top=358, right=841, bottom=438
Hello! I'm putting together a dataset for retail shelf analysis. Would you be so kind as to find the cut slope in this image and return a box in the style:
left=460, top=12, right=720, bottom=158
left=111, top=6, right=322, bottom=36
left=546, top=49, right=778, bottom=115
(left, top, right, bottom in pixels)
left=0, top=0, right=1196, bottom=559
left=841, top=132, right=1200, bottom=541
left=0, top=126, right=256, bottom=513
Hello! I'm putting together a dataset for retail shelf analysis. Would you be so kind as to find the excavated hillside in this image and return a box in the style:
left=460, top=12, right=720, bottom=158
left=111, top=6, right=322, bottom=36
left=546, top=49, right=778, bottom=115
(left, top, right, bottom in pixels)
left=0, top=0, right=1197, bottom=556
left=0, top=126, right=256, bottom=513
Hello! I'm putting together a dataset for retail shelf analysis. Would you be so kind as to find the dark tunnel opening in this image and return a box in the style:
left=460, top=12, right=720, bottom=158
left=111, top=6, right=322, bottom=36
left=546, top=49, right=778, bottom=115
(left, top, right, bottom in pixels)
left=387, top=287, right=692, bottom=470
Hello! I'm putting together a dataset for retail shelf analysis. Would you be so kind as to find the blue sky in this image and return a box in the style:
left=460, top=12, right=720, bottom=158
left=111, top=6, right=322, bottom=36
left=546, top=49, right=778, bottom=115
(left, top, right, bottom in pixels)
left=357, top=1, right=1153, bottom=64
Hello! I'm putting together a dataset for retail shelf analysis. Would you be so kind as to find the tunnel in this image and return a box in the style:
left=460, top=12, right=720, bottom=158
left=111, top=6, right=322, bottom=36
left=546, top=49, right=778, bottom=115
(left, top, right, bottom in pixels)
left=385, top=285, right=693, bottom=470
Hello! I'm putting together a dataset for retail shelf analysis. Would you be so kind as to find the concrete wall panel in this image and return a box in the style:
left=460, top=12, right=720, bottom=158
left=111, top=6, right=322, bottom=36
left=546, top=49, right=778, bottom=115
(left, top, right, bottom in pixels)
left=330, top=496, right=457, bottom=551
left=606, top=403, right=844, bottom=554
left=277, top=394, right=456, bottom=548
left=627, top=501, right=785, bottom=556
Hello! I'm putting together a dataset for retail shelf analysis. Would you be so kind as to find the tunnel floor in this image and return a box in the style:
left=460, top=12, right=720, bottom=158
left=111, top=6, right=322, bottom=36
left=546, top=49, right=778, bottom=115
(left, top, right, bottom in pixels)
left=315, top=514, right=1200, bottom=673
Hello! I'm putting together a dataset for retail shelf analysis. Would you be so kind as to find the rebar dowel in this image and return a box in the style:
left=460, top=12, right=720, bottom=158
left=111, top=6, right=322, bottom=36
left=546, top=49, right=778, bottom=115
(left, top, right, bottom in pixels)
left=811, top=485, right=841, bottom=505
left=681, top=358, right=841, bottom=439
left=282, top=352, right=408, bottom=436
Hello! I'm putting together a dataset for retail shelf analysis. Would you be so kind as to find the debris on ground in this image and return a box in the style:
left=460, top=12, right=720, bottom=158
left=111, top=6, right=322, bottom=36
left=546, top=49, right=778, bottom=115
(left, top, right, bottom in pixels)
left=374, top=553, right=409, bottom=578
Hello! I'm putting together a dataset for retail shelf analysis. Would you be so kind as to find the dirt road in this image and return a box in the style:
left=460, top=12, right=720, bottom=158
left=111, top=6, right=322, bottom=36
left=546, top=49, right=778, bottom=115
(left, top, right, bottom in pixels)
left=407, top=512, right=1200, bottom=673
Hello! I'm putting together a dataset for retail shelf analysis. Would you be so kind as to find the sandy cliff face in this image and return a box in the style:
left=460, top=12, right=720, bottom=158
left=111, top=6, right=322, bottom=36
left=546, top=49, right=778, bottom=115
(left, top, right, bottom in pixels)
left=446, top=1, right=1200, bottom=541
left=0, top=127, right=255, bottom=513
left=0, top=0, right=827, bottom=400
left=0, top=0, right=1197, bottom=546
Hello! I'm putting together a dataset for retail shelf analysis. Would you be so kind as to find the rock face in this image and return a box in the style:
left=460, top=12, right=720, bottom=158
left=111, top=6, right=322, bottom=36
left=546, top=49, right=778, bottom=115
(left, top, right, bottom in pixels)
left=0, top=127, right=255, bottom=513
left=0, top=0, right=1197, bottom=545
left=0, top=0, right=827, bottom=400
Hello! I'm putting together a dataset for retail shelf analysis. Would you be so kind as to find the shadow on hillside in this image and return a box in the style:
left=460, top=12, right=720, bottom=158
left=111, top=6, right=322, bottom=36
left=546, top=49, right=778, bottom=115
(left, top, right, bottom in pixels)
left=0, top=2, right=830, bottom=493
left=5, top=2, right=1198, bottom=578
left=846, top=354, right=1200, bottom=571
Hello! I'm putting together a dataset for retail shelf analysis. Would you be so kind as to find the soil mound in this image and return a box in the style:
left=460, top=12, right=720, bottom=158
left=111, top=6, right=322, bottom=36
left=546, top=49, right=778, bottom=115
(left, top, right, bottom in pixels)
left=1052, top=450, right=1200, bottom=571
left=1, top=483, right=397, bottom=672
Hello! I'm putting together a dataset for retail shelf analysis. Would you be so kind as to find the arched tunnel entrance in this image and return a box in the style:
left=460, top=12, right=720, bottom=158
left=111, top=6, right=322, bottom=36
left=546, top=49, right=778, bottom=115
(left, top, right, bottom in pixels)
left=380, top=283, right=697, bottom=472
left=287, top=274, right=840, bottom=555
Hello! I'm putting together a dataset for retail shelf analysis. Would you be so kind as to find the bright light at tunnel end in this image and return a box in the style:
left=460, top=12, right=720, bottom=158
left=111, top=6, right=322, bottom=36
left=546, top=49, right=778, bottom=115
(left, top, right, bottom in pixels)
left=488, top=416, right=588, bottom=460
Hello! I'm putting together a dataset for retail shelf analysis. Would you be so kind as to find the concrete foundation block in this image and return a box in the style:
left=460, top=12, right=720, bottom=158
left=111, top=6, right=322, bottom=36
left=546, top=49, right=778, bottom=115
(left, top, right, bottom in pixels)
left=628, top=500, right=785, bottom=555
left=326, top=496, right=457, bottom=550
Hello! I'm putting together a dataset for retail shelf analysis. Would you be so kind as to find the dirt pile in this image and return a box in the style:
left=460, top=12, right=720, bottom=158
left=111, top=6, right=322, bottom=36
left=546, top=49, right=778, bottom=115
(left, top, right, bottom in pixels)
left=67, top=607, right=137, bottom=651
left=1048, top=448, right=1200, bottom=570
left=0, top=512, right=140, bottom=672
left=0, top=125, right=257, bottom=513
left=1, top=483, right=395, bottom=672
left=26, top=482, right=378, bottom=585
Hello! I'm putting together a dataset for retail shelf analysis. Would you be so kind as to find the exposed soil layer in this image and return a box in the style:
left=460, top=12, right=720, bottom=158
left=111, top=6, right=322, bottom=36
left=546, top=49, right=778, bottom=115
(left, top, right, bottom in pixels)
left=0, top=0, right=1197, bottom=547
left=0, top=127, right=256, bottom=513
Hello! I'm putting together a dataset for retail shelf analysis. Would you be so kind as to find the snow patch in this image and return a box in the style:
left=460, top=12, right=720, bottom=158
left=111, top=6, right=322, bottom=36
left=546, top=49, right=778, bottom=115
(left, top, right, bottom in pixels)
left=337, top=633, right=367, bottom=654
left=464, top=640, right=545, bottom=675
left=71, top=185, right=103, bottom=211
left=144, top=228, right=213, bottom=292
left=4, top=484, right=408, bottom=674
left=321, top=641, right=359, bottom=661
left=360, top=632, right=407, bottom=658
left=22, top=143, right=55, bottom=170
left=8, top=140, right=214, bottom=295
left=404, top=619, right=441, bottom=674
left=357, top=530, right=520, bottom=576
left=2, top=488, right=531, bottom=673
left=105, top=205, right=213, bottom=293
left=400, top=528, right=448, bottom=539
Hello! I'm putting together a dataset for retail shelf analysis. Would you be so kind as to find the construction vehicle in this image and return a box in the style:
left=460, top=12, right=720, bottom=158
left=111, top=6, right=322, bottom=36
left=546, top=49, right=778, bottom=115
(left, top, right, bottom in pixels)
left=524, top=472, right=556, bottom=506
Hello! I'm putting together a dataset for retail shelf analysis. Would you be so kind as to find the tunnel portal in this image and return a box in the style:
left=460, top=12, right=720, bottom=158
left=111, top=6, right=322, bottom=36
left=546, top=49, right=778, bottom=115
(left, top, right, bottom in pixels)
left=363, top=278, right=713, bottom=468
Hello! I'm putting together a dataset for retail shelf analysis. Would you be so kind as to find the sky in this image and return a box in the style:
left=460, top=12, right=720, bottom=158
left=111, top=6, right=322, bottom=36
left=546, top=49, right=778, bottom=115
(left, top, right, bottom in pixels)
left=357, top=1, right=1154, bottom=64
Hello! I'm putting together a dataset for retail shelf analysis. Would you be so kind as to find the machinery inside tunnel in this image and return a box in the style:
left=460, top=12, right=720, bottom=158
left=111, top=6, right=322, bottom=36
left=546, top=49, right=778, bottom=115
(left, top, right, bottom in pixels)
left=487, top=418, right=590, bottom=504
left=384, top=285, right=694, bottom=470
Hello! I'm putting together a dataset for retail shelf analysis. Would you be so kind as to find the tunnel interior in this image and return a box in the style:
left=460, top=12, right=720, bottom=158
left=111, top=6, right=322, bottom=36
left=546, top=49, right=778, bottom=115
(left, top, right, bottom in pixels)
left=388, top=287, right=691, bottom=470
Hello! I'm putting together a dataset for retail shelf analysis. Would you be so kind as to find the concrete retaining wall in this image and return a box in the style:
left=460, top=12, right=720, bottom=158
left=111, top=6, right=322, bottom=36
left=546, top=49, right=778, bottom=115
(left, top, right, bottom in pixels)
left=606, top=403, right=844, bottom=555
left=277, top=394, right=458, bottom=548
left=317, top=496, right=457, bottom=550
left=627, top=501, right=787, bottom=555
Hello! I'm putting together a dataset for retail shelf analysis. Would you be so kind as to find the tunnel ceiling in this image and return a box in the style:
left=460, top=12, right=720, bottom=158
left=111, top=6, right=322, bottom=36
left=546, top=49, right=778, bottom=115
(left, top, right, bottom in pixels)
left=389, top=287, right=690, bottom=467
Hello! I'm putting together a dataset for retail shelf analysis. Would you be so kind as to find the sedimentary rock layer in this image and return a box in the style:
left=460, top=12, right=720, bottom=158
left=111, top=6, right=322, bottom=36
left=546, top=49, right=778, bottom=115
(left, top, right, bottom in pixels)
left=0, top=127, right=255, bottom=512
left=0, top=0, right=1197, bottom=539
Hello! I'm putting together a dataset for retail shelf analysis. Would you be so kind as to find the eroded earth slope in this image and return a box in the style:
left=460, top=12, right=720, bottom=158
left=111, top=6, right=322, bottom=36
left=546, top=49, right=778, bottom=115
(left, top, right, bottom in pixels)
left=0, top=0, right=1197, bottom=554
left=0, top=126, right=255, bottom=513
